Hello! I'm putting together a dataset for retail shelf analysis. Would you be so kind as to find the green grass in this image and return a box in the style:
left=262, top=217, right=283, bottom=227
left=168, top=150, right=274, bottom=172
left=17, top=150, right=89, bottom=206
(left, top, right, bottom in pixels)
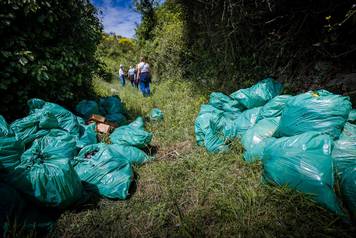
left=50, top=77, right=355, bottom=237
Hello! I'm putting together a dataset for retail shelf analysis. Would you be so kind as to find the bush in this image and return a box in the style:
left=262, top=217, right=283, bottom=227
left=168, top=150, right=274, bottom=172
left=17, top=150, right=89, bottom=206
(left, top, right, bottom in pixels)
left=0, top=0, right=102, bottom=120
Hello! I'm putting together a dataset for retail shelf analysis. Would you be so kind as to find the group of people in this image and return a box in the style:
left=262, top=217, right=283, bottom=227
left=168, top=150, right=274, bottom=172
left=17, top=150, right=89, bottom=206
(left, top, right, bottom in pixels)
left=119, top=57, right=151, bottom=97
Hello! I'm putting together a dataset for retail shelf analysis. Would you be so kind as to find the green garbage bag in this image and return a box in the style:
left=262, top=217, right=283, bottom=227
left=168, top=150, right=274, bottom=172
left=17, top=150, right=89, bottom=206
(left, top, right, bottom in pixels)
left=72, top=143, right=133, bottom=199
left=109, top=144, right=152, bottom=165
left=149, top=108, right=164, bottom=121
left=75, top=100, right=99, bottom=120
left=332, top=122, right=356, bottom=217
left=223, top=107, right=262, bottom=138
left=0, top=116, right=25, bottom=173
left=241, top=117, right=280, bottom=163
left=129, top=116, right=145, bottom=129
left=332, top=122, right=356, bottom=175
left=274, top=90, right=351, bottom=139
left=340, top=168, right=356, bottom=217
left=0, top=115, right=11, bottom=137
left=262, top=132, right=345, bottom=216
left=7, top=129, right=83, bottom=208
left=0, top=183, right=54, bottom=235
left=208, top=92, right=243, bottom=113
left=0, top=136, right=24, bottom=173
left=28, top=98, right=80, bottom=136
left=110, top=117, right=153, bottom=148
left=204, top=119, right=229, bottom=153
left=230, top=78, right=283, bottom=109
left=99, top=96, right=125, bottom=115
left=105, top=113, right=127, bottom=126
left=10, top=111, right=57, bottom=144
left=76, top=117, right=97, bottom=149
left=256, top=95, right=292, bottom=121
left=194, top=104, right=225, bottom=146
left=348, top=109, right=356, bottom=123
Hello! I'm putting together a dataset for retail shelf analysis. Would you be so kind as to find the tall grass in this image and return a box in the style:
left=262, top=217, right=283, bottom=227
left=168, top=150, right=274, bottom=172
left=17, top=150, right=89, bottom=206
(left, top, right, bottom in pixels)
left=51, top=77, right=355, bottom=237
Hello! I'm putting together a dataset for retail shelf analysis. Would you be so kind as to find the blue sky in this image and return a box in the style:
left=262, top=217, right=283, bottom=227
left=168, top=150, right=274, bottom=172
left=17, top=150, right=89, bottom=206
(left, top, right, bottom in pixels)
left=91, top=0, right=141, bottom=38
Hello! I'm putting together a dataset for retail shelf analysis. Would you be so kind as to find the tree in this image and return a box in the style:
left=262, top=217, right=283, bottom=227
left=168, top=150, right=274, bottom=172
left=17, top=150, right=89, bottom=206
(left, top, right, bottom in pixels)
left=0, top=0, right=102, bottom=120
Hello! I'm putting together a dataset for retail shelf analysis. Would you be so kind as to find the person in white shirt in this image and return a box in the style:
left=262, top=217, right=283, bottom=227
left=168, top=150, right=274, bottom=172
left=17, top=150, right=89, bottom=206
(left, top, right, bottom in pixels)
left=119, top=64, right=125, bottom=87
left=136, top=57, right=151, bottom=96
left=128, top=66, right=136, bottom=87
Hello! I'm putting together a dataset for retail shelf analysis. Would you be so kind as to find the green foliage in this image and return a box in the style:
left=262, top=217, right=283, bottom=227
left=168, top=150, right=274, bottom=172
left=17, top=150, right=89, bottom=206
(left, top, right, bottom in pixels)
left=0, top=0, right=102, bottom=120
left=179, top=0, right=356, bottom=91
left=134, top=0, right=158, bottom=42
left=96, top=33, right=138, bottom=82
left=136, top=0, right=187, bottom=81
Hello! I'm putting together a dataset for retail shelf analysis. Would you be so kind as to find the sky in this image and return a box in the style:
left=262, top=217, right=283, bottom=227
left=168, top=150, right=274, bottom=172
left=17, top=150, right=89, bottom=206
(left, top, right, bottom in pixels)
left=91, top=0, right=141, bottom=38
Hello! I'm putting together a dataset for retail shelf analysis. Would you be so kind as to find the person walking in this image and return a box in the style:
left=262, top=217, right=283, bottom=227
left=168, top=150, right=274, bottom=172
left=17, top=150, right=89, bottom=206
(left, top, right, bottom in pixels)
left=134, top=65, right=139, bottom=88
left=128, top=66, right=135, bottom=87
left=119, top=64, right=125, bottom=87
left=137, top=57, right=151, bottom=97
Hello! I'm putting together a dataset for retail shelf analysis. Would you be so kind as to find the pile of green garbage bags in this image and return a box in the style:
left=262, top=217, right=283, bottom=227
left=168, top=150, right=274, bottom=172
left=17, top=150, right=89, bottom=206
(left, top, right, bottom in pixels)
left=194, top=77, right=356, bottom=218
left=76, top=96, right=127, bottom=126
left=0, top=97, right=153, bottom=233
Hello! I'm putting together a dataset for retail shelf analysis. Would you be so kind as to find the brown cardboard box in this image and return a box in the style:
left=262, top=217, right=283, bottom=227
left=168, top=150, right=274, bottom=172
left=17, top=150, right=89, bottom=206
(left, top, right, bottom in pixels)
left=89, top=114, right=106, bottom=123
left=96, top=123, right=111, bottom=134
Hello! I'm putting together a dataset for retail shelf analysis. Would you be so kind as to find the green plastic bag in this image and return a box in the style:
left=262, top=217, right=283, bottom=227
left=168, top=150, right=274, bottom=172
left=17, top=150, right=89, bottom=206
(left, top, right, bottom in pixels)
left=262, top=132, right=344, bottom=216
left=28, top=98, right=80, bottom=136
left=0, top=136, right=24, bottom=173
left=7, top=129, right=83, bottom=208
left=109, top=144, right=152, bottom=165
left=241, top=117, right=280, bottom=163
left=105, top=112, right=127, bottom=126
left=274, top=90, right=351, bottom=139
left=340, top=168, right=356, bottom=217
left=129, top=116, right=145, bottom=128
left=10, top=111, right=57, bottom=144
left=0, top=116, right=25, bottom=173
left=76, top=100, right=99, bottom=120
left=331, top=122, right=356, bottom=216
left=72, top=143, right=133, bottom=199
left=208, top=92, right=242, bottom=113
left=99, top=96, right=125, bottom=115
left=223, top=107, right=262, bottom=139
left=204, top=119, right=229, bottom=153
left=332, top=122, right=356, bottom=175
left=110, top=117, right=153, bottom=148
left=0, top=115, right=12, bottom=137
left=194, top=104, right=225, bottom=146
left=348, top=109, right=356, bottom=123
left=149, top=108, right=164, bottom=121
left=0, top=183, right=54, bottom=235
left=230, top=78, right=283, bottom=109
left=257, top=95, right=291, bottom=121
left=76, top=117, right=97, bottom=148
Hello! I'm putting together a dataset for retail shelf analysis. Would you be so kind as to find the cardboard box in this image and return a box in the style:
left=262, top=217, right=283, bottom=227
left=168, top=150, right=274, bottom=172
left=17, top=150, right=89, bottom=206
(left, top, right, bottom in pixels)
left=96, top=123, right=111, bottom=134
left=89, top=114, right=106, bottom=123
